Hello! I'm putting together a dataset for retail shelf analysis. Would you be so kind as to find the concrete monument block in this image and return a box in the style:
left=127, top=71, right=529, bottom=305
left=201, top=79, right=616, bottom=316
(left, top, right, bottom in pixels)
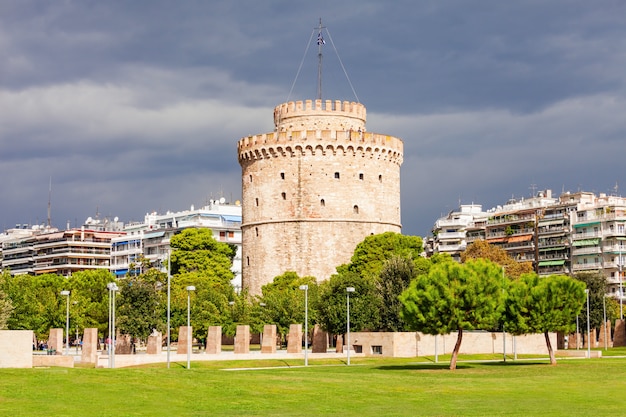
left=287, top=324, right=302, bottom=353
left=311, top=324, right=328, bottom=353
left=261, top=324, right=277, bottom=354
left=178, top=326, right=192, bottom=355
left=116, top=334, right=132, bottom=354
left=206, top=326, right=222, bottom=354
left=147, top=331, right=162, bottom=355
left=614, top=319, right=626, bottom=347
left=81, top=328, right=98, bottom=364
left=49, top=328, right=64, bottom=354
left=598, top=320, right=612, bottom=348
left=234, top=325, right=250, bottom=354
left=335, top=334, right=343, bottom=353
left=0, top=330, right=33, bottom=368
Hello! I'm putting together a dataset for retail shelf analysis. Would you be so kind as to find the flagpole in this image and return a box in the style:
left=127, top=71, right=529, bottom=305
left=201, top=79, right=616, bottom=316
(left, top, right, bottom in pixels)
left=317, top=18, right=324, bottom=100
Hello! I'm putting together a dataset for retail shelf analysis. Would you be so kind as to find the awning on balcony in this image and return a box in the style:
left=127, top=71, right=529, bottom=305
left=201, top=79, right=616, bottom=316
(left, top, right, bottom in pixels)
left=487, top=237, right=507, bottom=243
left=144, top=231, right=165, bottom=239
left=508, top=235, right=533, bottom=243
left=573, top=221, right=600, bottom=228
left=221, top=215, right=242, bottom=223
left=539, top=260, right=566, bottom=266
left=539, top=246, right=566, bottom=251
left=572, top=238, right=600, bottom=246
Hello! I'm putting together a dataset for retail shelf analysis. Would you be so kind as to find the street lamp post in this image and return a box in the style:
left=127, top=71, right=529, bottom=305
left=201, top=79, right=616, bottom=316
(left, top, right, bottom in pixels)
left=186, top=285, right=196, bottom=370
left=167, top=249, right=171, bottom=369
left=603, top=294, right=607, bottom=351
left=346, top=287, right=355, bottom=365
left=585, top=289, right=591, bottom=359
left=60, top=290, right=70, bottom=355
left=299, top=285, right=309, bottom=366
left=619, top=252, right=623, bottom=320
left=107, top=282, right=118, bottom=368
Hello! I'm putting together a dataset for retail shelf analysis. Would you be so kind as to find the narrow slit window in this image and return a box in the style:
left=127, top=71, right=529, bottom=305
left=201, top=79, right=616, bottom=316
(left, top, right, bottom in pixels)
left=281, top=192, right=286, bottom=200
left=280, top=172, right=285, bottom=180
left=359, top=173, right=364, bottom=180
left=335, top=172, right=340, bottom=179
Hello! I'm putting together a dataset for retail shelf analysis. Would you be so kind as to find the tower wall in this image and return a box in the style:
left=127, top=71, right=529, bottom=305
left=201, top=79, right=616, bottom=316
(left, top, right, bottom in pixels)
left=238, top=100, right=403, bottom=295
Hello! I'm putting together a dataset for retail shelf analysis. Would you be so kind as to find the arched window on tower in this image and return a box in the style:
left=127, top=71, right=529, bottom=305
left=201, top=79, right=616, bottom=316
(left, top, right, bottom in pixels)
left=320, top=199, right=325, bottom=207
left=281, top=192, right=286, bottom=200
left=378, top=174, right=383, bottom=183
left=335, top=172, right=340, bottom=179
left=353, top=205, right=359, bottom=214
left=359, top=173, right=364, bottom=180
left=280, top=172, right=285, bottom=180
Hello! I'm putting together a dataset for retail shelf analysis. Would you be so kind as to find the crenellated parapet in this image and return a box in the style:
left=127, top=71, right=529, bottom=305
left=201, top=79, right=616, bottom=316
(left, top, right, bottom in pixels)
left=274, top=99, right=366, bottom=131
left=238, top=130, right=403, bottom=165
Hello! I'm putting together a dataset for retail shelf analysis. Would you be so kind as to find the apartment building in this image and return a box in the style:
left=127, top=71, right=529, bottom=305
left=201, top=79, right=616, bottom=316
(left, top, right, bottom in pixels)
left=430, top=189, right=626, bottom=299
left=109, top=199, right=242, bottom=290
left=1, top=218, right=124, bottom=276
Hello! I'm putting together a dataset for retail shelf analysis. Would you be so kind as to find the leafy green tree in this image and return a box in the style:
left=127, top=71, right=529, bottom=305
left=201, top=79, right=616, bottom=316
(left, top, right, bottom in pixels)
left=3, top=273, right=67, bottom=339
left=0, top=272, right=13, bottom=329
left=505, top=274, right=586, bottom=365
left=316, top=270, right=380, bottom=336
left=257, top=272, right=318, bottom=341
left=66, top=269, right=116, bottom=337
left=116, top=276, right=163, bottom=343
left=377, top=256, right=416, bottom=331
left=340, top=232, right=423, bottom=278
left=170, top=228, right=237, bottom=285
left=400, top=259, right=505, bottom=370
left=167, top=228, right=238, bottom=341
left=573, top=272, right=608, bottom=329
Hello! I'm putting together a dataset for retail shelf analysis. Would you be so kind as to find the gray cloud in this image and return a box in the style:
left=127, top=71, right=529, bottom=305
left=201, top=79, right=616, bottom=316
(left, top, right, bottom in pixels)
left=1, top=1, right=626, bottom=236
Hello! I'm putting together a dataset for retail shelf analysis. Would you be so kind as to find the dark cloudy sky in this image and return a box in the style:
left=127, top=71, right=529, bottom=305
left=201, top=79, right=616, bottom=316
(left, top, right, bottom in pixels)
left=2, top=1, right=626, bottom=237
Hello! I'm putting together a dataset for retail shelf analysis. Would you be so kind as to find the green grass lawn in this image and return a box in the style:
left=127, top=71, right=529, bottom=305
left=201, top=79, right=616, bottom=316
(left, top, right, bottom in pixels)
left=1, top=354, right=624, bottom=416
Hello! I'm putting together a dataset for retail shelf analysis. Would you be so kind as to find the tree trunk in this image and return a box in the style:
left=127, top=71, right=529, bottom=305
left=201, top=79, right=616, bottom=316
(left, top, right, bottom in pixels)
left=450, top=328, right=463, bottom=370
left=545, top=331, right=556, bottom=366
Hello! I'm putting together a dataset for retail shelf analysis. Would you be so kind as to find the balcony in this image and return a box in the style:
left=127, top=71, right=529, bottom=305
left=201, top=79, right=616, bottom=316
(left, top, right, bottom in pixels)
left=572, top=246, right=602, bottom=255
left=572, top=262, right=602, bottom=271
left=438, top=231, right=466, bottom=240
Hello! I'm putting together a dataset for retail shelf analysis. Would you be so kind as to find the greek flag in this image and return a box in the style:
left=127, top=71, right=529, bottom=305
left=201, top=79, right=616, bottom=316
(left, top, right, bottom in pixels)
left=317, top=32, right=325, bottom=45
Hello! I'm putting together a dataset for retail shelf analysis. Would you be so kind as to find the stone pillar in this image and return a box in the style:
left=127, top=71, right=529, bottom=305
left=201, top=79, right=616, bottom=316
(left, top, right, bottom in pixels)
left=81, top=328, right=98, bottom=364
left=116, top=334, right=132, bottom=354
left=311, top=324, right=328, bottom=353
left=206, top=326, right=222, bottom=354
left=568, top=332, right=581, bottom=349
left=48, top=328, right=64, bottom=354
left=582, top=328, right=596, bottom=348
left=234, top=325, right=250, bottom=354
left=335, top=334, right=344, bottom=353
left=598, top=320, right=612, bottom=348
left=287, top=324, right=302, bottom=353
left=147, top=331, right=162, bottom=355
left=261, top=325, right=277, bottom=354
left=178, top=326, right=192, bottom=355
left=614, top=319, right=626, bottom=347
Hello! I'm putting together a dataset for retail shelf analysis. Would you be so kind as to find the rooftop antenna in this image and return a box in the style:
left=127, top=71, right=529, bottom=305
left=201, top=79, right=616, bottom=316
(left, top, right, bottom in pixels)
left=287, top=19, right=359, bottom=103
left=47, top=177, right=52, bottom=228
left=316, top=18, right=325, bottom=100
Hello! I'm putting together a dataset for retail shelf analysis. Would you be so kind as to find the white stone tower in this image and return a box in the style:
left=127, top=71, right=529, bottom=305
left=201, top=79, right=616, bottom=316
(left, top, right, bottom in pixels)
left=238, top=98, right=403, bottom=295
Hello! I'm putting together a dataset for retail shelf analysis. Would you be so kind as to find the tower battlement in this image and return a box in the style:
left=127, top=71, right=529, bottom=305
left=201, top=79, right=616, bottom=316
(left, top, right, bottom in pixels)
left=238, top=130, right=403, bottom=165
left=274, top=99, right=366, bottom=131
